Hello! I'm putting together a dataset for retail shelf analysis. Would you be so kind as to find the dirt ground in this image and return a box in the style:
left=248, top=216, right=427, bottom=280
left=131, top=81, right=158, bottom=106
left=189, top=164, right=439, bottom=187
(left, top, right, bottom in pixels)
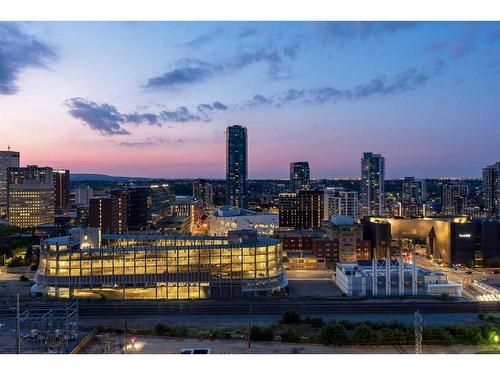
left=0, top=270, right=33, bottom=302
left=82, top=333, right=494, bottom=354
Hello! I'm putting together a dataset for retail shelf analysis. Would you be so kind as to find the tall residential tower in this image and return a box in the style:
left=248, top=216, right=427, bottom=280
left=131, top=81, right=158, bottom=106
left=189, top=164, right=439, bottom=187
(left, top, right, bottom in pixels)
left=360, top=152, right=385, bottom=217
left=290, top=161, right=310, bottom=192
left=226, top=125, right=248, bottom=208
left=482, top=162, right=500, bottom=217
left=0, top=150, right=20, bottom=218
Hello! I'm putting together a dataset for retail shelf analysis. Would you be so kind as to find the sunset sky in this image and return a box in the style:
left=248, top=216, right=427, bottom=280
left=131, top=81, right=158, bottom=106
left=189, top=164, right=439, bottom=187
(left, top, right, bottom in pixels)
left=1, top=21, right=499, bottom=178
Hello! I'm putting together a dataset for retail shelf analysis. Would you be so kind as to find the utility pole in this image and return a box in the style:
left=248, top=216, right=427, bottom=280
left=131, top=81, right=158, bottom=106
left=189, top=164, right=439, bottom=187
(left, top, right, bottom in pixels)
left=414, top=309, right=423, bottom=354
left=247, top=305, right=252, bottom=352
left=16, top=293, right=21, bottom=354
left=123, top=320, right=127, bottom=354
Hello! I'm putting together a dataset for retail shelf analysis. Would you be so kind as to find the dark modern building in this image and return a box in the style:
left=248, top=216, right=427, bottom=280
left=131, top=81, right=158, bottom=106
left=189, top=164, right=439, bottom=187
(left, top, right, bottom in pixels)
left=125, top=184, right=175, bottom=230
left=193, top=178, right=214, bottom=210
left=278, top=190, right=324, bottom=229
left=0, top=149, right=20, bottom=218
left=361, top=217, right=392, bottom=259
left=482, top=162, right=499, bottom=217
left=226, top=125, right=247, bottom=208
left=88, top=189, right=127, bottom=234
left=360, top=152, right=385, bottom=217
left=290, top=161, right=310, bottom=192
left=450, top=220, right=500, bottom=267
left=53, top=169, right=70, bottom=209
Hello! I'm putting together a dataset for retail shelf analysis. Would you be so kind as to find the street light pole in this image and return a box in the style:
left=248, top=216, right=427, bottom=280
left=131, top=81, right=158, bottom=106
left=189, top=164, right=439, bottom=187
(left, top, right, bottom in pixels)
left=16, top=293, right=21, bottom=354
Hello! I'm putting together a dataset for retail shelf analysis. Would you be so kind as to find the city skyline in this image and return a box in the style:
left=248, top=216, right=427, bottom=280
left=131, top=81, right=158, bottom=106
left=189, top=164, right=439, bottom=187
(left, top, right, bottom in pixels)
left=1, top=21, right=500, bottom=178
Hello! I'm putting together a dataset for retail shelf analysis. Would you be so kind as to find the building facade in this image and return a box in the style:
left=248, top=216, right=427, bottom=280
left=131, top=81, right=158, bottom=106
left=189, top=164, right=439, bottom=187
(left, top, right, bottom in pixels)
left=125, top=184, right=175, bottom=230
left=0, top=150, right=20, bottom=218
left=53, top=169, right=70, bottom=209
left=360, top=152, right=385, bottom=217
left=482, top=162, right=499, bottom=217
left=442, top=183, right=469, bottom=215
left=192, top=178, right=214, bottom=210
left=289, top=161, right=310, bottom=192
left=226, top=125, right=248, bottom=208
left=278, top=190, right=324, bottom=229
left=7, top=165, right=55, bottom=228
left=34, top=229, right=286, bottom=300
left=88, top=189, right=128, bottom=234
left=323, top=187, right=359, bottom=221
left=209, top=205, right=278, bottom=236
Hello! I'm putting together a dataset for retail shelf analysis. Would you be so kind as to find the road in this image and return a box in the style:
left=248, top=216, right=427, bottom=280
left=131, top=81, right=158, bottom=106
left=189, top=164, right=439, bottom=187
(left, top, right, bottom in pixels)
left=1, top=299, right=499, bottom=318
left=417, top=257, right=500, bottom=301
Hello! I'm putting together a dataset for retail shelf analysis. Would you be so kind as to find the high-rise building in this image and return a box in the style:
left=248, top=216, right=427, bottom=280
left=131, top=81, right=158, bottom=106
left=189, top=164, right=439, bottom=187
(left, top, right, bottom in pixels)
left=323, top=187, right=359, bottom=221
left=226, top=125, right=247, bottom=208
left=400, top=177, right=426, bottom=218
left=7, top=165, right=55, bottom=228
left=360, top=152, right=385, bottom=217
left=278, top=190, right=324, bottom=229
left=402, top=177, right=426, bottom=203
left=88, top=189, right=127, bottom=234
left=482, top=162, right=499, bottom=217
left=193, top=178, right=214, bottom=210
left=0, top=150, right=20, bottom=218
left=53, top=169, right=70, bottom=209
left=73, top=186, right=93, bottom=206
left=290, top=161, right=310, bottom=192
left=442, top=183, right=469, bottom=215
left=126, top=184, right=175, bottom=230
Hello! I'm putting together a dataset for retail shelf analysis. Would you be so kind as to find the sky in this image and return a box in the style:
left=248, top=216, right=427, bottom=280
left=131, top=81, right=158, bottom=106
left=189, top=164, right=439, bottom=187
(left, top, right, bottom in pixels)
left=0, top=21, right=499, bottom=179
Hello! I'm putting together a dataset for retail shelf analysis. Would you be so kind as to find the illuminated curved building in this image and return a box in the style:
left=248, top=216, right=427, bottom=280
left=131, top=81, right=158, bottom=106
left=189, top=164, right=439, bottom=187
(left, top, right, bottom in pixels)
left=34, top=228, right=286, bottom=300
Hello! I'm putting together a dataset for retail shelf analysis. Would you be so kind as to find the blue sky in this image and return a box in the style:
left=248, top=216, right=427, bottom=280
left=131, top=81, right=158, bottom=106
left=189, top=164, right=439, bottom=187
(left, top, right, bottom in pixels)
left=0, top=21, right=499, bottom=178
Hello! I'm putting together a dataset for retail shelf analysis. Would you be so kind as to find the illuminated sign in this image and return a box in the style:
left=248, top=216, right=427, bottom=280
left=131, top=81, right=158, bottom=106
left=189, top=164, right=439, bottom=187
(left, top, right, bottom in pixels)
left=458, top=233, right=471, bottom=238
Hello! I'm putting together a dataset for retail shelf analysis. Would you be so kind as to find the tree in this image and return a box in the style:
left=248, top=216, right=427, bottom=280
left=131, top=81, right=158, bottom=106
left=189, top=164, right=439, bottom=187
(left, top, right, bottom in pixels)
left=250, top=326, right=274, bottom=342
left=280, top=310, right=301, bottom=324
left=281, top=328, right=301, bottom=343
left=354, top=324, right=375, bottom=345
left=321, top=323, right=349, bottom=346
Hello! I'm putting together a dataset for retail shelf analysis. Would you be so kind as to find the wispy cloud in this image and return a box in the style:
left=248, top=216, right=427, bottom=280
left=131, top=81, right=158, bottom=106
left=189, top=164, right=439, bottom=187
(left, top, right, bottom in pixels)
left=110, top=138, right=186, bottom=147
left=0, top=22, right=57, bottom=95
left=313, top=21, right=417, bottom=42
left=64, top=97, right=228, bottom=136
left=144, top=58, right=224, bottom=89
left=145, top=43, right=297, bottom=89
left=183, top=28, right=223, bottom=48
left=243, top=61, right=444, bottom=108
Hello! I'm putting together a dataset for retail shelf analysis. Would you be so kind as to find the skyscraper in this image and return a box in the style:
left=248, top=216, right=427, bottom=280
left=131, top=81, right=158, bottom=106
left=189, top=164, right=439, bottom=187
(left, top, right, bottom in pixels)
left=401, top=177, right=426, bottom=218
left=360, top=152, right=385, bottom=217
left=482, top=162, right=499, bottom=217
left=88, top=189, right=127, bottom=234
left=226, top=125, right=247, bottom=208
left=193, top=178, right=214, bottom=210
left=290, top=161, right=310, bottom=192
left=0, top=150, right=20, bottom=218
left=53, top=169, right=70, bottom=209
left=442, top=183, right=469, bottom=215
left=7, top=165, right=55, bottom=228
left=323, top=187, right=359, bottom=221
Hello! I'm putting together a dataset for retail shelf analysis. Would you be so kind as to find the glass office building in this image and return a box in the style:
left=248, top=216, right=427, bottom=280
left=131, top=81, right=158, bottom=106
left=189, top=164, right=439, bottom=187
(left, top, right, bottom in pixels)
left=34, top=228, right=286, bottom=300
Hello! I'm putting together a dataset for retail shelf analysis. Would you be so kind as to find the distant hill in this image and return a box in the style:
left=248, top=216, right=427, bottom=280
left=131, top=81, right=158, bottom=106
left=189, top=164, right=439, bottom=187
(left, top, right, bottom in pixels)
left=71, top=173, right=153, bottom=182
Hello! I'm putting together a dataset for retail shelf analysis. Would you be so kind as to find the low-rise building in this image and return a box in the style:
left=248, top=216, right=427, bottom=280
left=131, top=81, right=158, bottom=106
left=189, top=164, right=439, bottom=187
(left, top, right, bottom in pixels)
left=209, top=205, right=278, bottom=236
left=335, top=260, right=462, bottom=297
